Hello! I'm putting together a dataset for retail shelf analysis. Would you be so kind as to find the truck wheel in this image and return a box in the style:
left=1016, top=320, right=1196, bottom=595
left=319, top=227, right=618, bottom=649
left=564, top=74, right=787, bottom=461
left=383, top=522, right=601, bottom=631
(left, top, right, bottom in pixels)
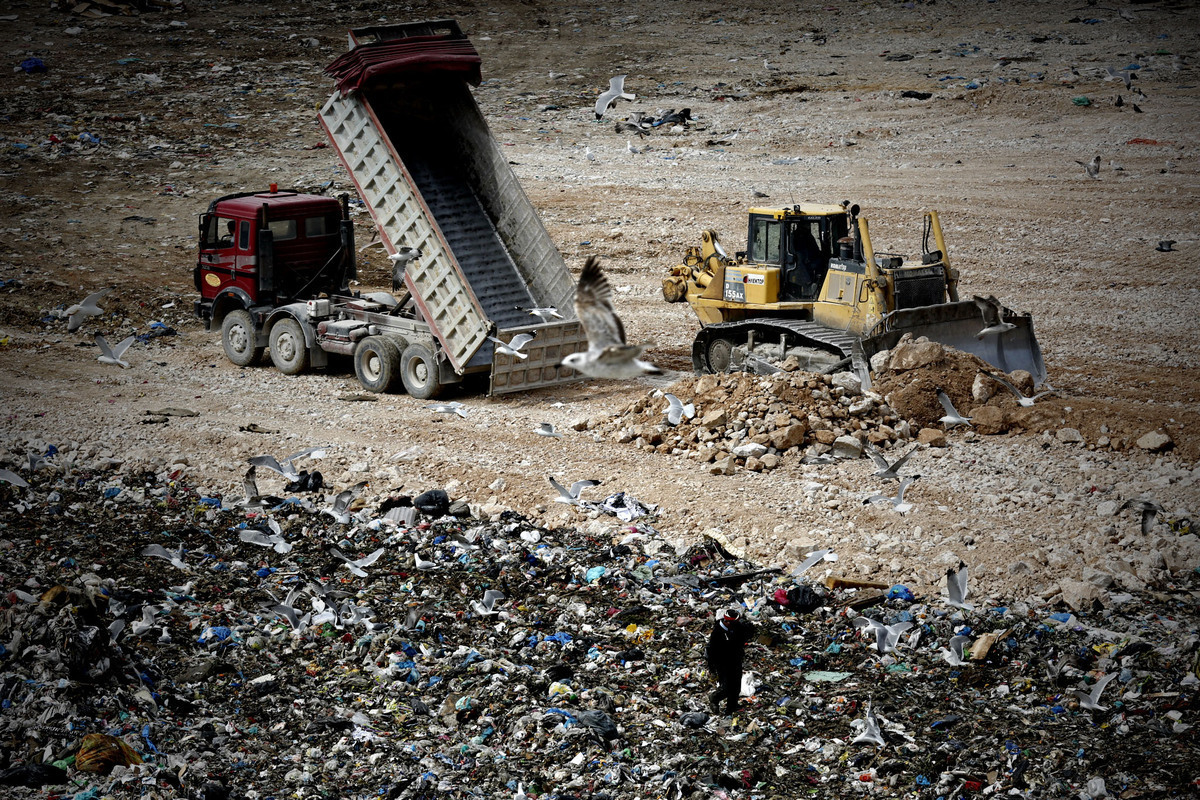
left=354, top=336, right=401, bottom=393
left=269, top=317, right=310, bottom=375
left=400, top=343, right=442, bottom=400
left=706, top=337, right=733, bottom=372
left=221, top=309, right=264, bottom=366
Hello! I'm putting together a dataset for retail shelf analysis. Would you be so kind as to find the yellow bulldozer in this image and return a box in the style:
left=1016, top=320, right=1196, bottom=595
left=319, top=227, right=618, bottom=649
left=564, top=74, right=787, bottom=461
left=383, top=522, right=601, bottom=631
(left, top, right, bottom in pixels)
left=661, top=202, right=1045, bottom=384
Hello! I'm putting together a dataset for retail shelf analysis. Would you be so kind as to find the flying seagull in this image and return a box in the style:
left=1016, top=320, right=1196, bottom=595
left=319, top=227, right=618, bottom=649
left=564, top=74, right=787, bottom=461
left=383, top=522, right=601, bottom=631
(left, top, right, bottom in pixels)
left=1075, top=155, right=1100, bottom=179
left=388, top=246, right=422, bottom=291
left=426, top=402, right=469, bottom=418
left=852, top=616, right=913, bottom=654
left=238, top=528, right=293, bottom=554
left=594, top=74, right=635, bottom=119
left=945, top=561, right=973, bottom=610
left=972, top=295, right=1017, bottom=339
left=329, top=546, right=385, bottom=578
left=940, top=634, right=972, bottom=666
left=413, top=552, right=438, bottom=571
left=548, top=474, right=600, bottom=506
left=67, top=287, right=112, bottom=332
left=664, top=393, right=695, bottom=426
left=1071, top=672, right=1117, bottom=711
left=790, top=548, right=832, bottom=578
left=560, top=256, right=661, bottom=379
left=525, top=306, right=563, bottom=323
left=1118, top=498, right=1163, bottom=535
left=936, top=389, right=972, bottom=428
left=1105, top=66, right=1133, bottom=90
left=140, top=543, right=191, bottom=571
left=983, top=372, right=1057, bottom=407
left=95, top=333, right=135, bottom=368
left=248, top=447, right=326, bottom=483
left=487, top=332, right=537, bottom=360
left=471, top=589, right=506, bottom=616
left=863, top=475, right=919, bottom=514
left=534, top=422, right=563, bottom=439
left=863, top=442, right=918, bottom=481
left=0, top=468, right=30, bottom=488
left=325, top=481, right=368, bottom=524
left=851, top=703, right=885, bottom=746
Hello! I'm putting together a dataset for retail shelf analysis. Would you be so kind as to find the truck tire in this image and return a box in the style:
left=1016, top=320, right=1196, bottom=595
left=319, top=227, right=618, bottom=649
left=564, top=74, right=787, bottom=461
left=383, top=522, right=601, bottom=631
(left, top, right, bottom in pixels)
left=400, top=342, right=442, bottom=400
left=354, top=336, right=401, bottom=393
left=706, top=337, right=734, bottom=372
left=269, top=317, right=310, bottom=375
left=221, top=309, right=264, bottom=366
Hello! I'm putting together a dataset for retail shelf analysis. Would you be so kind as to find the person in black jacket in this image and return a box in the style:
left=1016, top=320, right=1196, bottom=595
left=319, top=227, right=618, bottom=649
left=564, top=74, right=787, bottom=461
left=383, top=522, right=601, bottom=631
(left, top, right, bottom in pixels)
left=706, top=606, right=755, bottom=714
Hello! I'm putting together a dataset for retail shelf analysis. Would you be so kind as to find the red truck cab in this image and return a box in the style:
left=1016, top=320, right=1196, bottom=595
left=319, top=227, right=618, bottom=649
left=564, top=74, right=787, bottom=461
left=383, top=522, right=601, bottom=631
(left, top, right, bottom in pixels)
left=194, top=186, right=354, bottom=324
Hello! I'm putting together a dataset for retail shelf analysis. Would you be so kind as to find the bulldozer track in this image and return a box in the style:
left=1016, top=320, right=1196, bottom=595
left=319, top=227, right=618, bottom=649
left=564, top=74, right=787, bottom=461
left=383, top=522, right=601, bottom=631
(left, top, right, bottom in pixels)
left=693, top=318, right=860, bottom=373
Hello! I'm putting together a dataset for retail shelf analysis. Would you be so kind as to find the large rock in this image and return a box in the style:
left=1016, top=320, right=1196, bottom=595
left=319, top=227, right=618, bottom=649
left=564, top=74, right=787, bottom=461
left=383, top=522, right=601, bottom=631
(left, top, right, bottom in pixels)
left=1136, top=430, right=1173, bottom=452
left=870, top=349, right=891, bottom=373
left=769, top=422, right=808, bottom=450
left=972, top=373, right=998, bottom=403
left=888, top=339, right=945, bottom=371
left=830, top=372, right=862, bottom=396
left=831, top=435, right=863, bottom=459
left=1056, top=427, right=1084, bottom=444
left=709, top=456, right=737, bottom=475
left=1059, top=578, right=1106, bottom=611
left=700, top=409, right=728, bottom=428
left=732, top=442, right=768, bottom=459
left=971, top=405, right=1007, bottom=435
left=917, top=428, right=947, bottom=447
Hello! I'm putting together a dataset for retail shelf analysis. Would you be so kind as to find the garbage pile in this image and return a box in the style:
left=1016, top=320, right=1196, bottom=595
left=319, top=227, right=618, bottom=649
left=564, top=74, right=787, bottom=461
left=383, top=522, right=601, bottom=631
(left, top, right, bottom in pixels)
left=1, top=467, right=1197, bottom=798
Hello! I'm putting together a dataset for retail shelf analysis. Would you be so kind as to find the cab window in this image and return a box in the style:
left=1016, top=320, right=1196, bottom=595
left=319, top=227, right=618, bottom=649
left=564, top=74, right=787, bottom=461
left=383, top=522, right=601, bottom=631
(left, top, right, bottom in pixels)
left=268, top=219, right=297, bottom=241
left=304, top=215, right=338, bottom=237
left=202, top=215, right=241, bottom=249
left=238, top=221, right=250, bottom=250
left=749, top=217, right=782, bottom=264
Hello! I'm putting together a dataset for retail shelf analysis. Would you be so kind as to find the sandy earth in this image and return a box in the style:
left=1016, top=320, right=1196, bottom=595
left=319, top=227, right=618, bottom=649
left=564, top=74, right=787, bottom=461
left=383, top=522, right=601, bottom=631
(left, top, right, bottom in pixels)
left=1, top=1, right=1198, bottom=604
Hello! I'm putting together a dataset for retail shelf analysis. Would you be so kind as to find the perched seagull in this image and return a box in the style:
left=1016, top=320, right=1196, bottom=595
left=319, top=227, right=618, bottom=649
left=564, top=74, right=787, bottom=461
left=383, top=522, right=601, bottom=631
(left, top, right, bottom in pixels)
left=0, top=468, right=29, bottom=488
left=983, top=372, right=1057, bottom=407
left=471, top=589, right=506, bottom=616
left=863, top=476, right=919, bottom=514
left=413, top=552, right=438, bottom=571
left=95, top=333, right=135, bottom=368
left=594, top=74, right=635, bottom=119
left=525, top=306, right=563, bottom=323
left=937, top=389, right=972, bottom=428
left=972, top=294, right=1017, bottom=338
left=329, top=546, right=385, bottom=578
left=940, top=634, right=972, bottom=666
left=1075, top=155, right=1101, bottom=179
left=852, top=703, right=885, bottom=746
left=1072, top=672, right=1117, bottom=711
left=1118, top=498, right=1164, bottom=535
left=852, top=616, right=914, bottom=654
left=663, top=393, right=695, bottom=426
left=863, top=442, right=918, bottom=481
left=626, top=139, right=642, bottom=155
left=325, top=481, right=368, bottom=524
left=585, top=146, right=596, bottom=162
left=66, top=287, right=112, bottom=332
left=426, top=401, right=469, bottom=418
left=487, top=332, right=537, bottom=360
left=140, top=543, right=191, bottom=571
left=534, top=422, right=563, bottom=439
left=791, top=548, right=832, bottom=578
left=560, top=256, right=661, bottom=379
left=248, top=447, right=326, bottom=483
left=945, top=561, right=974, bottom=610
left=388, top=246, right=422, bottom=291
left=548, top=474, right=601, bottom=506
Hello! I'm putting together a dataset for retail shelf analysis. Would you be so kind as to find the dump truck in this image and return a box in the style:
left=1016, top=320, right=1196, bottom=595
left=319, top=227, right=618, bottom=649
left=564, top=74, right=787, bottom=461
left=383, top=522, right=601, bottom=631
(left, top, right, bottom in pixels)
left=194, top=19, right=587, bottom=398
left=661, top=202, right=1046, bottom=385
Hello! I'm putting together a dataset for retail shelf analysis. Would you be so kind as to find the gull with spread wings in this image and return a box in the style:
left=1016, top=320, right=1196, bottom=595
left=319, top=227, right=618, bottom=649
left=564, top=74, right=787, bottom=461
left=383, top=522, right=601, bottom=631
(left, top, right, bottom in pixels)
left=560, top=256, right=660, bottom=379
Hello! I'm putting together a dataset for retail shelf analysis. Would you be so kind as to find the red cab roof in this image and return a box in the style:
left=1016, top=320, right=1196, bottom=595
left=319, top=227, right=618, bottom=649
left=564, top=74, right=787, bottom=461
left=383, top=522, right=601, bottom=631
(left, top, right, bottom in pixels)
left=215, top=191, right=341, bottom=219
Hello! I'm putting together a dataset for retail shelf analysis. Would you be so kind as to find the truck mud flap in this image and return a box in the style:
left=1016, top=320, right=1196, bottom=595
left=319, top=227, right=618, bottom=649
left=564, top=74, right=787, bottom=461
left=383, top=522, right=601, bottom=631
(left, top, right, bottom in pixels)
left=488, top=321, right=591, bottom=395
left=868, top=301, right=1047, bottom=386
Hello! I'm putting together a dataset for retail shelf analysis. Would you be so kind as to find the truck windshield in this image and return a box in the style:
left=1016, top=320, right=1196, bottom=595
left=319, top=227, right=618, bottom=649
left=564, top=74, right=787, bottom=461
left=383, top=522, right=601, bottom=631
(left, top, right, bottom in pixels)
left=749, top=217, right=782, bottom=264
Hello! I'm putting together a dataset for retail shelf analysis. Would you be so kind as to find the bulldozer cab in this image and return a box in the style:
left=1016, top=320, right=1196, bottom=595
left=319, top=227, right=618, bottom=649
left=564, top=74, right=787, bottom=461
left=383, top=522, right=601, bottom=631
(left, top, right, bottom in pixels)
left=747, top=210, right=849, bottom=302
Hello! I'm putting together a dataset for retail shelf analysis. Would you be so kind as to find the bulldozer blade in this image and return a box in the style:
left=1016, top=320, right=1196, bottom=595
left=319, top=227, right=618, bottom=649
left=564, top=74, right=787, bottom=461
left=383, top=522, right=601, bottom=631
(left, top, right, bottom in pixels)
left=866, top=301, right=1047, bottom=386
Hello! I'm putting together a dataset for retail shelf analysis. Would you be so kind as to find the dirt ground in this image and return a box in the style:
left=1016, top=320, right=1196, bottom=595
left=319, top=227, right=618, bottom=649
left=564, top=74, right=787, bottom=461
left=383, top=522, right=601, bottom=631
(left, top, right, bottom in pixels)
left=1, top=0, right=1198, bottom=602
